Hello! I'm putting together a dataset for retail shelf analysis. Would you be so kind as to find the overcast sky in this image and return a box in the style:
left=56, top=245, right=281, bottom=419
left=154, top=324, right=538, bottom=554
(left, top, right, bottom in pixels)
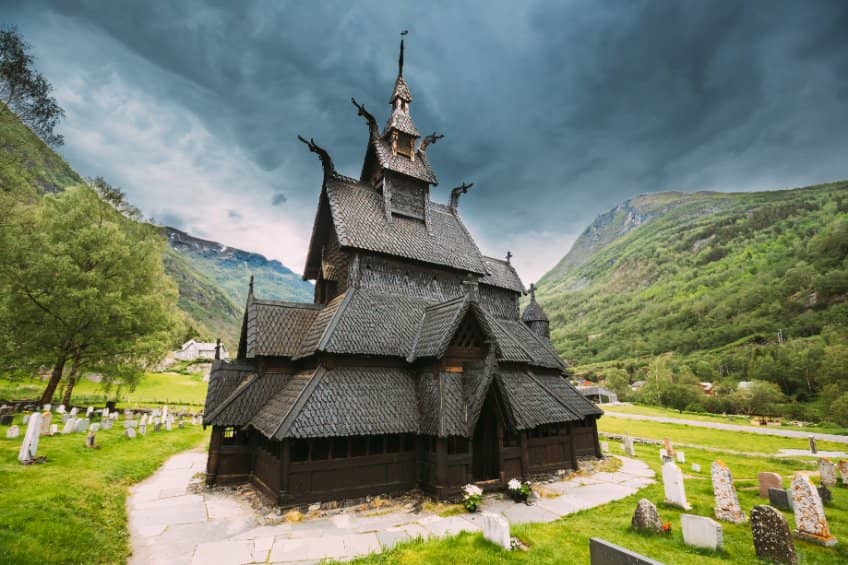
left=3, top=1, right=847, bottom=282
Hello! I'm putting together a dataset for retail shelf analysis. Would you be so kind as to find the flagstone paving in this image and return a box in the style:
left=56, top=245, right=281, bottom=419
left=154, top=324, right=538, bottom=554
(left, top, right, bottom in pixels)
left=128, top=449, right=654, bottom=564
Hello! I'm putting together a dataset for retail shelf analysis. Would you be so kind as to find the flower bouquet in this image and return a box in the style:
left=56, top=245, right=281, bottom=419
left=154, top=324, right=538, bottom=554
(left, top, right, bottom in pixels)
left=462, top=484, right=483, bottom=512
left=507, top=478, right=532, bottom=503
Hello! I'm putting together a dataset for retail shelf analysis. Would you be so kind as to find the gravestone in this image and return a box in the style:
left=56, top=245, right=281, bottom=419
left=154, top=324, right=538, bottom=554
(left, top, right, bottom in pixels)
left=818, top=458, right=837, bottom=487
left=681, top=514, right=723, bottom=551
left=49, top=424, right=58, bottom=435
left=100, top=419, right=112, bottom=430
left=6, top=425, right=20, bottom=439
left=162, top=405, right=169, bottom=420
left=18, top=412, right=42, bottom=463
left=622, top=436, right=635, bottom=457
left=662, top=461, right=691, bottom=510
left=601, top=441, right=609, bottom=453
left=21, top=415, right=29, bottom=425
left=85, top=426, right=98, bottom=448
left=838, top=460, right=848, bottom=486
left=630, top=499, right=662, bottom=534
left=479, top=512, right=510, bottom=549
left=39, top=412, right=52, bottom=435
left=659, top=448, right=668, bottom=460
left=676, top=451, right=685, bottom=464
left=69, top=407, right=78, bottom=417
left=808, top=435, right=817, bottom=454
left=102, top=407, right=110, bottom=420
left=125, top=427, right=136, bottom=439
left=712, top=461, right=746, bottom=523
left=74, top=418, right=90, bottom=433
left=758, top=472, right=782, bottom=498
left=86, top=406, right=94, bottom=418
left=691, top=463, right=701, bottom=473
left=769, top=488, right=792, bottom=511
left=62, top=418, right=77, bottom=434
left=588, top=538, right=662, bottom=565
left=56, top=405, right=65, bottom=414
left=61, top=414, right=69, bottom=424
left=817, top=484, right=832, bottom=505
left=791, top=472, right=837, bottom=546
left=750, top=505, right=798, bottom=565
left=663, top=438, right=674, bottom=456
left=124, top=419, right=138, bottom=429
left=0, top=414, right=11, bottom=426
left=42, top=404, right=51, bottom=412
left=165, top=418, right=173, bottom=432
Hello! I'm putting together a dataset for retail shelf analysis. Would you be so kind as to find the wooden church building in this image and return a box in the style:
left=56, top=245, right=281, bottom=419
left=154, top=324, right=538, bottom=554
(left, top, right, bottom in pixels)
left=203, top=40, right=602, bottom=506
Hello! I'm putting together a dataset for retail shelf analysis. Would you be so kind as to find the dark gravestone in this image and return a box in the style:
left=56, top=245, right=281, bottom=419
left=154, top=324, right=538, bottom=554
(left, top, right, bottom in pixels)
left=751, top=505, right=798, bottom=565
left=817, top=484, right=832, bottom=505
left=589, top=538, right=663, bottom=565
left=630, top=499, right=663, bottom=534
left=0, top=415, right=13, bottom=426
left=769, top=488, right=792, bottom=511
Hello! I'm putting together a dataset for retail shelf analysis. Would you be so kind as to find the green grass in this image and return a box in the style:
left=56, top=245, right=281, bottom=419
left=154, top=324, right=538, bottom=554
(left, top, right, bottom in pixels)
left=602, top=403, right=848, bottom=435
left=350, top=416, right=848, bottom=564
left=0, top=371, right=209, bottom=407
left=0, top=417, right=209, bottom=564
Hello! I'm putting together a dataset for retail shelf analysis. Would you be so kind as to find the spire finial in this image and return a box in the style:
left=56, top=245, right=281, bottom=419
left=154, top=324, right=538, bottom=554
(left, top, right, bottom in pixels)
left=529, top=282, right=537, bottom=301
left=248, top=275, right=254, bottom=295
left=214, top=338, right=221, bottom=361
left=399, top=30, right=408, bottom=76
left=506, top=251, right=512, bottom=265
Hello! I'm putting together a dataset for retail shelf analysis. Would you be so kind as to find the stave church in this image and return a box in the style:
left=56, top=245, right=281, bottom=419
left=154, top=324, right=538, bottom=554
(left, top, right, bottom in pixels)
left=203, top=39, right=602, bottom=505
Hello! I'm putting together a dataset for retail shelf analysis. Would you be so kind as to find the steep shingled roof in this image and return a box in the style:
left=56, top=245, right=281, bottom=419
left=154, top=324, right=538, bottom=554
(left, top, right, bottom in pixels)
left=373, top=138, right=438, bottom=184
left=496, top=370, right=582, bottom=430
left=521, top=299, right=549, bottom=323
left=245, top=299, right=321, bottom=358
left=204, top=372, right=290, bottom=426
left=202, top=362, right=256, bottom=424
left=480, top=257, right=524, bottom=293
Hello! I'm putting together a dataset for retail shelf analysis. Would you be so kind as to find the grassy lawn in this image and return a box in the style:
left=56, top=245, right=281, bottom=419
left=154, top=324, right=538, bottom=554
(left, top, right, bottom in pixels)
left=0, top=417, right=209, bottom=564
left=0, top=370, right=208, bottom=408
left=351, top=424, right=846, bottom=564
left=601, top=403, right=848, bottom=436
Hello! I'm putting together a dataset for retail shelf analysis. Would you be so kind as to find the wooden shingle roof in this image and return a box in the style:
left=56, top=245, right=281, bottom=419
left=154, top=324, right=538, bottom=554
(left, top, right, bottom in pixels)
left=480, top=257, right=524, bottom=293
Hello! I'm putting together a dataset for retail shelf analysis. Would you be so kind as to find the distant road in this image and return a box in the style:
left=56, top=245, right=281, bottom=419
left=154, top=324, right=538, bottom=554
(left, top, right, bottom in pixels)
left=602, top=411, right=848, bottom=444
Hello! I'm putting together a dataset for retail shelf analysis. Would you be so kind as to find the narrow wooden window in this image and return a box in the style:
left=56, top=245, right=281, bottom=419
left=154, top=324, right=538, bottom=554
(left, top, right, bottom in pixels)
left=331, top=437, right=348, bottom=459
left=291, top=439, right=309, bottom=462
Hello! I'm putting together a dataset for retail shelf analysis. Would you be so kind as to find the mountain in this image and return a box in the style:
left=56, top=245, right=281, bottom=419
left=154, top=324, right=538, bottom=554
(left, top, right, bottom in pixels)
left=537, top=182, right=848, bottom=369
left=1, top=102, right=311, bottom=349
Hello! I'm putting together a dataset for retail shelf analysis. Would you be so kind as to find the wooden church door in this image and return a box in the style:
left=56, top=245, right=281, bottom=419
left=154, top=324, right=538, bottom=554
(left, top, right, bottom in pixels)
left=472, top=391, right=500, bottom=481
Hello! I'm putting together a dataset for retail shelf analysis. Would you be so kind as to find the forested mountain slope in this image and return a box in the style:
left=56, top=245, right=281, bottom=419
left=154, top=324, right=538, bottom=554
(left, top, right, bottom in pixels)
left=538, top=182, right=848, bottom=368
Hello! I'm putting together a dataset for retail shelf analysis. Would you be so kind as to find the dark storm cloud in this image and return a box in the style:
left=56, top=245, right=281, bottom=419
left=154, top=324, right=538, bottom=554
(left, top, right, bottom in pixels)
left=3, top=0, right=848, bottom=278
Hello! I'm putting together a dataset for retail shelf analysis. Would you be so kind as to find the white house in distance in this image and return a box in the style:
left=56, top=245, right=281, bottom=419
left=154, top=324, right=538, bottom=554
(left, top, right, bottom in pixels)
left=174, top=339, right=229, bottom=361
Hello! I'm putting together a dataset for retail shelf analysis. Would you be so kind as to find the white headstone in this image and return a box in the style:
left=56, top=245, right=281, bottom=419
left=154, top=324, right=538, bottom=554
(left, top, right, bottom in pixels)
left=42, top=404, right=51, bottom=412
left=659, top=448, right=668, bottom=460
left=162, top=405, right=169, bottom=420
left=69, top=407, right=78, bottom=417
left=18, top=412, right=42, bottom=463
left=100, top=419, right=113, bottom=430
left=22, top=415, right=29, bottom=425
left=6, top=425, right=20, bottom=439
left=49, top=424, right=58, bottom=435
left=125, top=427, right=137, bottom=439
left=56, top=405, right=66, bottom=414
left=165, top=418, right=173, bottom=431
left=711, top=461, right=746, bottom=523
left=62, top=418, right=77, bottom=434
left=681, top=514, right=723, bottom=551
left=662, top=461, right=691, bottom=510
left=818, top=458, right=837, bottom=487
left=479, top=512, right=511, bottom=550
left=601, top=441, right=609, bottom=453
left=61, top=414, right=69, bottom=424
left=102, top=407, right=110, bottom=419
left=39, top=412, right=52, bottom=435
left=74, top=418, right=90, bottom=433
left=139, top=414, right=148, bottom=426
left=89, top=423, right=100, bottom=433
left=791, top=472, right=837, bottom=546
left=86, top=406, right=94, bottom=418
left=838, top=460, right=848, bottom=485
left=692, top=463, right=701, bottom=473
left=676, top=451, right=685, bottom=464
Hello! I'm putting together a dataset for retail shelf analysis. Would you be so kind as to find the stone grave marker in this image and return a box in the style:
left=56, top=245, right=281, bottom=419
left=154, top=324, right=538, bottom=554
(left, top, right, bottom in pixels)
left=86, top=406, right=94, bottom=418
left=125, top=427, right=137, bottom=439
left=479, top=512, right=510, bottom=549
left=61, top=413, right=69, bottom=424
left=74, top=418, right=90, bottom=433
left=162, top=405, right=169, bottom=420
left=622, top=435, right=635, bottom=457
left=124, top=419, right=138, bottom=429
left=818, top=458, right=837, bottom=487
left=712, top=461, right=746, bottom=523
left=138, top=414, right=148, bottom=435
left=751, top=505, right=798, bottom=565
left=676, top=451, right=685, bottom=464
left=663, top=438, right=674, bottom=456
left=0, top=414, right=11, bottom=426
left=69, top=407, right=78, bottom=417
left=601, top=441, right=609, bottom=453
left=62, top=418, right=77, bottom=434
left=100, top=419, right=112, bottom=430
left=588, top=538, right=662, bottom=565
left=808, top=435, right=817, bottom=454
left=56, top=405, right=65, bottom=414
left=662, top=460, right=691, bottom=510
left=49, top=424, right=58, bottom=435
left=817, top=484, right=832, bottom=505
left=691, top=463, right=701, bottom=473
left=6, top=425, right=20, bottom=439
left=630, top=498, right=662, bottom=534
left=178, top=418, right=185, bottom=429
left=659, top=448, right=668, bottom=460
left=165, top=417, right=173, bottom=432
left=85, top=424, right=99, bottom=448
left=681, top=514, right=723, bottom=551
left=22, top=415, right=29, bottom=425
left=42, top=404, right=51, bottom=412
left=102, top=407, right=110, bottom=420
left=18, top=412, right=42, bottom=463
left=835, top=460, right=848, bottom=485
left=769, top=487, right=792, bottom=511
left=758, top=472, right=782, bottom=498
left=39, top=412, right=52, bottom=435
left=791, top=472, right=837, bottom=546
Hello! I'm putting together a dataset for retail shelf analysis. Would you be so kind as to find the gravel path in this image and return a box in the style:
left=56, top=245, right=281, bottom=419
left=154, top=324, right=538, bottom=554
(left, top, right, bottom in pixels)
left=603, top=411, right=848, bottom=444
left=127, top=450, right=654, bottom=564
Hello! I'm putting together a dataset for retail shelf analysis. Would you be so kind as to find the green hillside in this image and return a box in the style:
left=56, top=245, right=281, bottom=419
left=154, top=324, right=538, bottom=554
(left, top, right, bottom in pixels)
left=537, top=182, right=848, bottom=419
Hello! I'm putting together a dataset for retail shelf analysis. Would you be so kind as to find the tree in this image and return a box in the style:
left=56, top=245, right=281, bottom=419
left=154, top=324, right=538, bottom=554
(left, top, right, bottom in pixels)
left=0, top=186, right=180, bottom=404
left=729, top=380, right=784, bottom=417
left=0, top=26, right=64, bottom=146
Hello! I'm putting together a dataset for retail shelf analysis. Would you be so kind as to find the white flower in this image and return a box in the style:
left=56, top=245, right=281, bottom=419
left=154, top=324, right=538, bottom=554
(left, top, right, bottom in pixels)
left=508, top=479, right=521, bottom=491
left=463, top=484, right=482, bottom=497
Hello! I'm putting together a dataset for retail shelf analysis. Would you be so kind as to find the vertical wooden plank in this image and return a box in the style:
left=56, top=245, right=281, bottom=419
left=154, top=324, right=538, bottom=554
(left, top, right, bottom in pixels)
left=519, top=430, right=529, bottom=478
left=206, top=426, right=223, bottom=486
left=568, top=423, right=578, bottom=470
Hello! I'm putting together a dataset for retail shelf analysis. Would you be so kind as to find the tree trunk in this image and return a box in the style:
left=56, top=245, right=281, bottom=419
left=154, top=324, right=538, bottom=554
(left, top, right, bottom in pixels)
left=61, top=361, right=80, bottom=407
left=39, top=355, right=66, bottom=406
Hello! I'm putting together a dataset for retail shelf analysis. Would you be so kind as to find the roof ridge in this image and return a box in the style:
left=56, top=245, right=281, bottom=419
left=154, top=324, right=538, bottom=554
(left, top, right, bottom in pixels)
left=252, top=298, right=322, bottom=309
left=484, top=311, right=531, bottom=362
left=433, top=294, right=473, bottom=358
left=406, top=309, right=428, bottom=362
left=206, top=373, right=259, bottom=422
left=317, top=289, right=356, bottom=351
left=519, top=322, right=566, bottom=370
left=271, top=368, right=326, bottom=440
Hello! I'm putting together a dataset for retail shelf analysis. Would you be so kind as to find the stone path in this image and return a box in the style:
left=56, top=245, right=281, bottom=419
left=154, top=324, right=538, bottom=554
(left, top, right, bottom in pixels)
left=604, top=412, right=848, bottom=444
left=128, top=450, right=654, bottom=564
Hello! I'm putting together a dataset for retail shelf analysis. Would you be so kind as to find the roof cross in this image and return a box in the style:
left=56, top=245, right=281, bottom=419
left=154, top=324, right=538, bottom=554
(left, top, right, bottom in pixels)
left=506, top=251, right=512, bottom=264
left=529, top=282, right=537, bottom=301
